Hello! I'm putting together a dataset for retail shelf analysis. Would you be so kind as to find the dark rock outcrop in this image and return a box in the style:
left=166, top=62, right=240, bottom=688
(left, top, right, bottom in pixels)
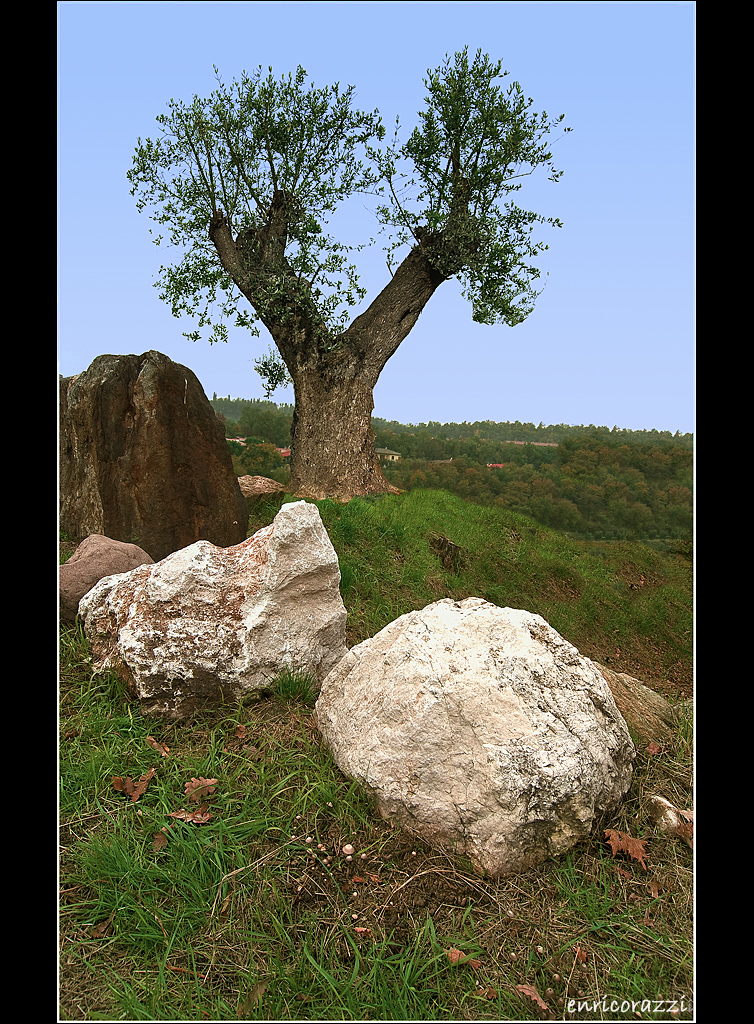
left=60, top=351, right=248, bottom=561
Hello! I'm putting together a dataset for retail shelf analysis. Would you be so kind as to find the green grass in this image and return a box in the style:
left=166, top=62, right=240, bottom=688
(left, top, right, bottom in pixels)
left=59, top=488, right=693, bottom=1019
left=301, top=489, right=691, bottom=697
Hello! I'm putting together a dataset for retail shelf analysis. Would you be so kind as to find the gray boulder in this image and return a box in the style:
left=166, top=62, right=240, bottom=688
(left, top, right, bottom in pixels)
left=59, top=534, right=154, bottom=623
left=315, top=597, right=635, bottom=878
left=59, top=351, right=248, bottom=562
left=78, top=501, right=347, bottom=719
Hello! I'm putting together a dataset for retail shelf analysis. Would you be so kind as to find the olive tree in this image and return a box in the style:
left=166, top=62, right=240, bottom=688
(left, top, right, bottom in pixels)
left=128, top=48, right=570, bottom=499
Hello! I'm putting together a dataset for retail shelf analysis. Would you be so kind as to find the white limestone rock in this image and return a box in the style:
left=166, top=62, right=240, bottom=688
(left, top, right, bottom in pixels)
left=315, top=597, right=635, bottom=877
left=79, top=501, right=347, bottom=718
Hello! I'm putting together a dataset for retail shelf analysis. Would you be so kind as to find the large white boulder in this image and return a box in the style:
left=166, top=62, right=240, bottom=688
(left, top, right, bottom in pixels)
left=315, top=597, right=635, bottom=877
left=79, top=502, right=347, bottom=718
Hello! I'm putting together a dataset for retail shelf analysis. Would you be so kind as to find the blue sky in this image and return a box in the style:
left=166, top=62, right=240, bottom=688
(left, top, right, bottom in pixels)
left=58, top=1, right=695, bottom=434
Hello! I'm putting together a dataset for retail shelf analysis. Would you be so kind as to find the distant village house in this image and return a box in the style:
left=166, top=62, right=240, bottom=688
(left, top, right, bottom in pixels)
left=376, top=448, right=401, bottom=462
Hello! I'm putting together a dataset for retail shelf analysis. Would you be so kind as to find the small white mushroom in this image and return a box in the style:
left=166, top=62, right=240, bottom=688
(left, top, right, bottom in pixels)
left=342, top=844, right=355, bottom=855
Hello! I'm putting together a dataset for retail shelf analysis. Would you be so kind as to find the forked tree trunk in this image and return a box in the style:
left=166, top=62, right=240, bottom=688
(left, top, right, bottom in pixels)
left=209, top=202, right=455, bottom=501
left=288, top=362, right=398, bottom=500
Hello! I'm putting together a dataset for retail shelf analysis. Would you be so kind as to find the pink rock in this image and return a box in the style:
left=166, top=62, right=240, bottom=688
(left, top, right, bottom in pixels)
left=59, top=534, right=154, bottom=623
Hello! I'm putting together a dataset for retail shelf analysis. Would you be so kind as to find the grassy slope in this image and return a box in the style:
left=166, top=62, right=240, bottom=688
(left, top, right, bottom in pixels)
left=59, top=488, right=693, bottom=1020
left=294, top=489, right=691, bottom=700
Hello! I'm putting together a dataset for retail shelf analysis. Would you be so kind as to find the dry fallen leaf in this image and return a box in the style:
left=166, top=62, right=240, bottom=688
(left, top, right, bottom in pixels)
left=152, top=831, right=169, bottom=852
left=573, top=944, right=588, bottom=963
left=674, top=820, right=693, bottom=848
left=168, top=803, right=213, bottom=824
left=238, top=981, right=268, bottom=1015
left=185, top=777, right=218, bottom=802
left=224, top=724, right=255, bottom=753
left=516, top=983, right=550, bottom=1014
left=446, top=948, right=481, bottom=970
left=112, top=767, right=156, bottom=802
left=645, top=794, right=693, bottom=848
left=604, top=828, right=648, bottom=870
left=146, top=736, right=170, bottom=756
left=91, top=913, right=114, bottom=939
left=645, top=741, right=662, bottom=755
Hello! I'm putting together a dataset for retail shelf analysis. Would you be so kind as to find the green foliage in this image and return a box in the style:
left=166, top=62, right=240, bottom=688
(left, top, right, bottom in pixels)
left=212, top=398, right=293, bottom=447
left=127, top=63, right=384, bottom=349
left=372, top=415, right=693, bottom=449
left=129, top=49, right=570, bottom=368
left=373, top=47, right=571, bottom=324
left=376, top=433, right=691, bottom=541
left=254, top=344, right=292, bottom=398
left=234, top=440, right=284, bottom=477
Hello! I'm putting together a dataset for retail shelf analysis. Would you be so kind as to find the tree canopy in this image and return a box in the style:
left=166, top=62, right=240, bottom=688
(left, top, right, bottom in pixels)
left=128, top=49, right=571, bottom=498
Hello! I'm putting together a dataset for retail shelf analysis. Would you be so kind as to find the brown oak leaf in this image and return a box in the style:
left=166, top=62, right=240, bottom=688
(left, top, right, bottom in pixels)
left=112, top=767, right=156, bottom=802
left=91, top=913, right=114, bottom=939
left=168, top=803, right=213, bottom=824
left=153, top=830, right=169, bottom=852
left=184, top=777, right=218, bottom=802
left=516, top=983, right=550, bottom=1014
left=446, top=948, right=481, bottom=970
left=674, top=820, right=694, bottom=848
left=604, top=828, right=648, bottom=870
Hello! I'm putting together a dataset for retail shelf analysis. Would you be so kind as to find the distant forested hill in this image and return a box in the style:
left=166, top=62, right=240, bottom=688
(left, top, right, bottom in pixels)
left=210, top=396, right=692, bottom=451
left=372, top=416, right=693, bottom=449
left=210, top=396, right=295, bottom=448
left=210, top=397, right=692, bottom=540
left=381, top=434, right=692, bottom=541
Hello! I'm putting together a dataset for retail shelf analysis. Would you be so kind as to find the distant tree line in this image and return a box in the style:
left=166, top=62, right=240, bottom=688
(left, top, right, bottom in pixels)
left=211, top=397, right=693, bottom=453
left=212, top=396, right=294, bottom=448
left=210, top=398, right=692, bottom=540
left=372, top=416, right=693, bottom=450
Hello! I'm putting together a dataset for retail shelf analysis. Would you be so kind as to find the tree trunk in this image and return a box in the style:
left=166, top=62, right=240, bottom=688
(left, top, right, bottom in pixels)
left=209, top=203, right=455, bottom=501
left=288, top=361, right=398, bottom=501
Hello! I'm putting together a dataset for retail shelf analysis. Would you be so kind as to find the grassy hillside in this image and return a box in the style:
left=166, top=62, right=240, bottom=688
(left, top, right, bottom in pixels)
left=59, top=489, right=693, bottom=1020
left=248, top=489, right=691, bottom=699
